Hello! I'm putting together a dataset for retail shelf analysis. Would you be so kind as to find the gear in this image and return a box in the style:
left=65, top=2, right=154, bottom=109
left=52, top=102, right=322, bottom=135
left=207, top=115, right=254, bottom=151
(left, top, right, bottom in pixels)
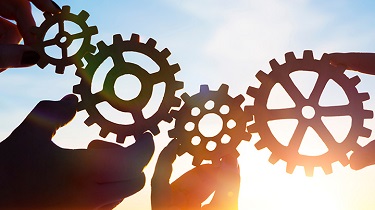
left=32, top=5, right=98, bottom=74
left=246, top=50, right=373, bottom=176
left=73, top=33, right=183, bottom=143
left=169, top=84, right=251, bottom=166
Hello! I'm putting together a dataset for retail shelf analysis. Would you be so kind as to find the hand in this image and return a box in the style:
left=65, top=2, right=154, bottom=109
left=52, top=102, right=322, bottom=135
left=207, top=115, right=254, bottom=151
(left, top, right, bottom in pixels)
left=0, top=94, right=155, bottom=209
left=151, top=139, right=240, bottom=210
left=324, top=52, right=375, bottom=75
left=0, top=0, right=61, bottom=71
left=350, top=141, right=375, bottom=170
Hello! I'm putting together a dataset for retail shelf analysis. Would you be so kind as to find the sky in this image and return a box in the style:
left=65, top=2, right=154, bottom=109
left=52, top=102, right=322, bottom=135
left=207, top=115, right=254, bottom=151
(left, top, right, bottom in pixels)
left=1, top=0, right=375, bottom=209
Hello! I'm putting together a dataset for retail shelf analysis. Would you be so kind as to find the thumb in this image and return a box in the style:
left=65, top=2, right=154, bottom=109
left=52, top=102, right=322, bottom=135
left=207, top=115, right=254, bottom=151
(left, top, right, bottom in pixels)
left=350, top=141, right=375, bottom=170
left=8, top=94, right=78, bottom=143
left=0, top=44, right=40, bottom=72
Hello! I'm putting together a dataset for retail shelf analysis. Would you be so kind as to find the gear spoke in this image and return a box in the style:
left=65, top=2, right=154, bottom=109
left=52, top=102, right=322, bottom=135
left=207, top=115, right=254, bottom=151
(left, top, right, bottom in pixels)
left=279, top=74, right=306, bottom=102
left=43, top=38, right=56, bottom=47
left=71, top=31, right=85, bottom=39
left=309, top=74, right=329, bottom=103
left=265, top=108, right=300, bottom=121
left=58, top=19, right=65, bottom=33
left=311, top=119, right=337, bottom=149
left=288, top=122, right=307, bottom=152
left=319, top=104, right=352, bottom=117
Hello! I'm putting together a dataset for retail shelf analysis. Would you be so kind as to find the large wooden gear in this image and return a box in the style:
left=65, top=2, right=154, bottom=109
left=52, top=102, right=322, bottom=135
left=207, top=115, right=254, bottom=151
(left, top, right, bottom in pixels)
left=73, top=33, right=183, bottom=143
left=245, top=50, right=373, bottom=176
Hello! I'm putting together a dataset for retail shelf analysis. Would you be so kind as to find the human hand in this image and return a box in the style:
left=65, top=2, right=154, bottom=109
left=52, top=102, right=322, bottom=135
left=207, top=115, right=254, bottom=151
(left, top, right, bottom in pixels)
left=350, top=141, right=375, bottom=170
left=324, top=52, right=375, bottom=75
left=0, top=0, right=61, bottom=71
left=0, top=94, right=154, bottom=209
left=151, top=139, right=240, bottom=210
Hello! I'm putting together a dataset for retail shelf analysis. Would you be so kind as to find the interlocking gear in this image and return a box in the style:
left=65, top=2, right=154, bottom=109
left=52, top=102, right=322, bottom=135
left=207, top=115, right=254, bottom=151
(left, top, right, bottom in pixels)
left=246, top=50, right=373, bottom=176
left=169, top=84, right=251, bottom=166
left=32, top=5, right=98, bottom=74
left=73, top=33, right=183, bottom=143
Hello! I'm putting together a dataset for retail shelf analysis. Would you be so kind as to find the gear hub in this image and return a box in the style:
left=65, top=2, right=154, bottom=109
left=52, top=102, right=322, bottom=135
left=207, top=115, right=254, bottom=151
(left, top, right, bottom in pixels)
left=246, top=50, right=373, bottom=176
left=73, top=33, right=183, bottom=143
left=169, top=84, right=251, bottom=166
left=32, top=5, right=98, bottom=74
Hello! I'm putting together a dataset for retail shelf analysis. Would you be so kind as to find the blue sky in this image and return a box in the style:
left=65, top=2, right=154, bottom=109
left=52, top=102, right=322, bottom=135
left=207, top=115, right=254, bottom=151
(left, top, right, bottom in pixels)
left=1, top=0, right=375, bottom=209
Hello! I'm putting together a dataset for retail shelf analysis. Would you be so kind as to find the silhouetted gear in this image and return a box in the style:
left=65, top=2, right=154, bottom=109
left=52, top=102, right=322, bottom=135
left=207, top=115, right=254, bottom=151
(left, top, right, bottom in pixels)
left=169, top=84, right=251, bottom=166
left=32, top=5, right=98, bottom=74
left=246, top=50, right=373, bottom=176
left=73, top=33, right=183, bottom=143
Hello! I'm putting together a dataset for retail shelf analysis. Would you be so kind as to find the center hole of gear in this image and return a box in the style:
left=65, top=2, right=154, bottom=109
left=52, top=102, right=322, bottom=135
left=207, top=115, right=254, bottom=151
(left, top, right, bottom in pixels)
left=114, top=74, right=141, bottom=101
left=198, top=113, right=223, bottom=137
left=60, top=36, right=67, bottom=44
left=302, top=105, right=315, bottom=119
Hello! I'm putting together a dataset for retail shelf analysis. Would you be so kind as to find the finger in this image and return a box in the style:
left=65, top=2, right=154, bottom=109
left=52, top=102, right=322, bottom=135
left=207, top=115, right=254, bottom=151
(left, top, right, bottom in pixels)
left=87, top=132, right=154, bottom=183
left=88, top=140, right=124, bottom=150
left=0, top=17, right=22, bottom=44
left=30, top=0, right=61, bottom=13
left=326, top=52, right=375, bottom=75
left=0, top=44, right=40, bottom=71
left=94, top=173, right=145, bottom=208
left=8, top=94, right=78, bottom=142
left=209, top=155, right=240, bottom=210
left=12, top=1, right=36, bottom=45
left=171, top=164, right=220, bottom=206
left=151, top=139, right=179, bottom=209
left=350, top=141, right=375, bottom=170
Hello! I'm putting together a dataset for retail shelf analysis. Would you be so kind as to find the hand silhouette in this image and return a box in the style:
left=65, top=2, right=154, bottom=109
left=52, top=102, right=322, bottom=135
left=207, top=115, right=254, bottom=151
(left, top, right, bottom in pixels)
left=326, top=52, right=375, bottom=75
left=151, top=139, right=240, bottom=210
left=326, top=52, right=375, bottom=170
left=0, top=0, right=61, bottom=71
left=0, top=94, right=154, bottom=209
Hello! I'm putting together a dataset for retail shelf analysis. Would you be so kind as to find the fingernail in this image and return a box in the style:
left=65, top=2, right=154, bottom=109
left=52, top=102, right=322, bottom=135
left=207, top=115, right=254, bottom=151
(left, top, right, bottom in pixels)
left=61, top=94, right=78, bottom=106
left=51, top=0, right=62, bottom=11
left=21, top=51, right=40, bottom=65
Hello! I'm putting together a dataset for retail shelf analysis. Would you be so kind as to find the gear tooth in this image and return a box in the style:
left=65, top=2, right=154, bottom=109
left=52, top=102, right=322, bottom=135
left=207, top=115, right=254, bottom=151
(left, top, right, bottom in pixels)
left=113, top=34, right=123, bottom=45
left=269, top=59, right=280, bottom=69
left=37, top=59, right=49, bottom=69
left=130, top=33, right=140, bottom=42
left=146, top=38, right=157, bottom=47
left=84, top=116, right=96, bottom=126
left=97, top=41, right=107, bottom=51
left=55, top=65, right=65, bottom=74
left=170, top=110, right=179, bottom=118
left=246, top=86, right=259, bottom=98
left=322, top=165, right=333, bottom=175
left=84, top=53, right=95, bottom=63
left=304, top=166, right=314, bottom=177
left=360, top=127, right=372, bottom=138
left=164, top=115, right=174, bottom=123
left=363, top=110, right=374, bottom=119
left=359, top=92, right=370, bottom=102
left=255, top=70, right=268, bottom=83
left=72, top=84, right=82, bottom=94
left=303, top=50, right=314, bottom=61
left=168, top=129, right=177, bottom=138
left=89, top=26, right=98, bottom=35
left=246, top=123, right=257, bottom=133
left=76, top=59, right=84, bottom=68
left=233, top=95, right=245, bottom=105
left=192, top=156, right=203, bottom=166
left=149, top=125, right=161, bottom=135
left=62, top=5, right=70, bottom=13
left=200, top=84, right=210, bottom=93
left=99, top=129, right=110, bottom=138
left=338, top=156, right=349, bottom=166
left=116, top=135, right=126, bottom=143
left=177, top=145, right=185, bottom=156
left=335, top=64, right=347, bottom=74
left=320, top=53, right=330, bottom=64
left=171, top=97, right=182, bottom=107
left=349, top=75, right=361, bottom=86
left=77, top=102, right=85, bottom=111
left=78, top=10, right=90, bottom=21
left=87, top=44, right=96, bottom=53
left=218, top=84, right=229, bottom=94
left=254, top=140, right=267, bottom=150
left=286, top=163, right=296, bottom=174
left=170, top=63, right=181, bottom=74
left=268, top=154, right=280, bottom=164
left=161, top=48, right=171, bottom=58
left=175, top=81, right=184, bottom=90
left=181, top=93, right=190, bottom=102
left=43, top=12, right=52, bottom=18
left=285, top=52, right=297, bottom=62
left=243, top=132, right=252, bottom=141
